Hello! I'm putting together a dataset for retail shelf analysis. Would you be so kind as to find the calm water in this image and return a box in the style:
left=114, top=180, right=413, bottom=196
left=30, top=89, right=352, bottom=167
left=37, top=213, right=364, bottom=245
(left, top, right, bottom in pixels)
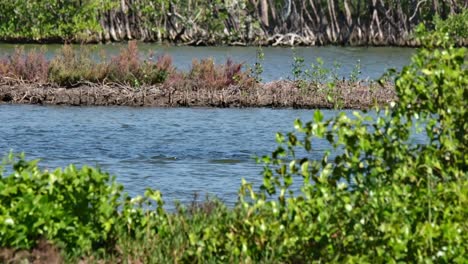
left=0, top=105, right=345, bottom=205
left=0, top=44, right=418, bottom=206
left=0, top=105, right=429, bottom=206
left=0, top=44, right=414, bottom=81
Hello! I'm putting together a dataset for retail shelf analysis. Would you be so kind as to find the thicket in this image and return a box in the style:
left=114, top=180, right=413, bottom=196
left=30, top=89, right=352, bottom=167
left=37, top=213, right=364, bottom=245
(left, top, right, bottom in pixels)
left=0, top=0, right=467, bottom=45
left=1, top=15, right=467, bottom=263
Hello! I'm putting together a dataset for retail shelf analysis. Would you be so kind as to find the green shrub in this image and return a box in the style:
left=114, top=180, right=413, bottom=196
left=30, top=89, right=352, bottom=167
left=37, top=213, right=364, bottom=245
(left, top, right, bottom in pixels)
left=0, top=0, right=106, bottom=41
left=0, top=153, right=167, bottom=258
left=239, top=27, right=468, bottom=262
left=415, top=9, right=468, bottom=47
left=140, top=54, right=174, bottom=85
left=0, top=153, right=121, bottom=253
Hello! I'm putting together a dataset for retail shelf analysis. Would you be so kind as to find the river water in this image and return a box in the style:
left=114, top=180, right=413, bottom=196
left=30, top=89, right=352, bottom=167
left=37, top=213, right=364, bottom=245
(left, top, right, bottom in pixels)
left=0, top=45, right=418, bottom=206
left=0, top=105, right=341, bottom=205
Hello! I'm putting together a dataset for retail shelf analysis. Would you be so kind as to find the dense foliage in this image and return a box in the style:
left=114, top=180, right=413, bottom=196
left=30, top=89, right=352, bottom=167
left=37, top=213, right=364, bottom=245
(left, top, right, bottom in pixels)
left=0, top=0, right=104, bottom=42
left=416, top=9, right=468, bottom=47
left=1, top=16, right=467, bottom=263
left=0, top=155, right=124, bottom=253
left=0, top=0, right=466, bottom=45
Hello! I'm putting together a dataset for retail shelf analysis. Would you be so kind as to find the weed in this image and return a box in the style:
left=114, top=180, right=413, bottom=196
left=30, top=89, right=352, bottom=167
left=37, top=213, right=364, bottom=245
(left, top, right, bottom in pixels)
left=48, top=45, right=107, bottom=86
left=349, top=59, right=362, bottom=83
left=291, top=49, right=305, bottom=82
left=1, top=47, right=49, bottom=83
left=253, top=46, right=264, bottom=83
left=107, top=41, right=141, bottom=84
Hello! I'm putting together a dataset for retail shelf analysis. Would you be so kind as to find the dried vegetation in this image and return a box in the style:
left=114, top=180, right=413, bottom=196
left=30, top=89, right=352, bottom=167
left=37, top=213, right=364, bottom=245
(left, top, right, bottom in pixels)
left=0, top=41, right=395, bottom=109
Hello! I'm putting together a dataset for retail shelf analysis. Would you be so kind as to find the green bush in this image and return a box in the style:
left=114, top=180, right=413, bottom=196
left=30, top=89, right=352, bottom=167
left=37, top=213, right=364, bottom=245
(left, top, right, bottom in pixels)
left=415, top=9, right=468, bottom=47
left=0, top=153, right=167, bottom=258
left=236, top=25, right=467, bottom=262
left=0, top=0, right=105, bottom=41
left=0, top=153, right=121, bottom=253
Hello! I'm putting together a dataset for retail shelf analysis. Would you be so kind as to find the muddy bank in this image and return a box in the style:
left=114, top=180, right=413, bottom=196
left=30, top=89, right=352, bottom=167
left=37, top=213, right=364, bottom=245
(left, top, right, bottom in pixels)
left=0, top=81, right=395, bottom=109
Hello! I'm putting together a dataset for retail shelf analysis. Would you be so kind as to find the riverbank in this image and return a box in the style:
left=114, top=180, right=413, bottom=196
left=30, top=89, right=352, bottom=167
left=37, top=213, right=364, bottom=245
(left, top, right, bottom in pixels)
left=0, top=42, right=396, bottom=109
left=0, top=81, right=395, bottom=109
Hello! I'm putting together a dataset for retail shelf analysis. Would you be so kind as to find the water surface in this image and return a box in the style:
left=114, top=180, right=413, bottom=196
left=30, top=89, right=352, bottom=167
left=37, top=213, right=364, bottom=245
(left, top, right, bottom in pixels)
left=0, top=105, right=429, bottom=206
left=0, top=105, right=339, bottom=205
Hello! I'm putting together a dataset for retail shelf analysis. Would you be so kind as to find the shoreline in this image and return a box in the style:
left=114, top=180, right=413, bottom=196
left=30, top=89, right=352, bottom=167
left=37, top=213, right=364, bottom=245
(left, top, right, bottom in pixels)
left=0, top=81, right=395, bottom=109
left=0, top=38, right=426, bottom=48
left=1, top=37, right=466, bottom=48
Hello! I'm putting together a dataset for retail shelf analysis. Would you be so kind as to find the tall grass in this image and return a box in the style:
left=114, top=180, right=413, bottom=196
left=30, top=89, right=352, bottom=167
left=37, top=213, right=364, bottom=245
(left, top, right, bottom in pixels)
left=48, top=45, right=107, bottom=86
left=0, top=47, right=48, bottom=83
left=0, top=41, right=251, bottom=88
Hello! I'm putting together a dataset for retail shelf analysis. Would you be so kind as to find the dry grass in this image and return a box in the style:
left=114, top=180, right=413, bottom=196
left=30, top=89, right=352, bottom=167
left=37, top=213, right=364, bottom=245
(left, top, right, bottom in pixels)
left=0, top=47, right=49, bottom=83
left=188, top=58, right=251, bottom=90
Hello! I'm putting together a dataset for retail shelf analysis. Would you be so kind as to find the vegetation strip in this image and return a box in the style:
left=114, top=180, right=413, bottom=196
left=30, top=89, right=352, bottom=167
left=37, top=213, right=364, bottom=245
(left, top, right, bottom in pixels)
left=0, top=42, right=395, bottom=109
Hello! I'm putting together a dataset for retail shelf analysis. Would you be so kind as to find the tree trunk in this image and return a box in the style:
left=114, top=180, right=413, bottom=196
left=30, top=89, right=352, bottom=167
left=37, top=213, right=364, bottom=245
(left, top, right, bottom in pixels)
left=260, top=0, right=269, bottom=27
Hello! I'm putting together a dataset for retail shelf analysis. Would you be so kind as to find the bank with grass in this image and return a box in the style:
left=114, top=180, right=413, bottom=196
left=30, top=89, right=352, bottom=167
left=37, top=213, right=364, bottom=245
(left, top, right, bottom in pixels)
left=0, top=41, right=395, bottom=109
